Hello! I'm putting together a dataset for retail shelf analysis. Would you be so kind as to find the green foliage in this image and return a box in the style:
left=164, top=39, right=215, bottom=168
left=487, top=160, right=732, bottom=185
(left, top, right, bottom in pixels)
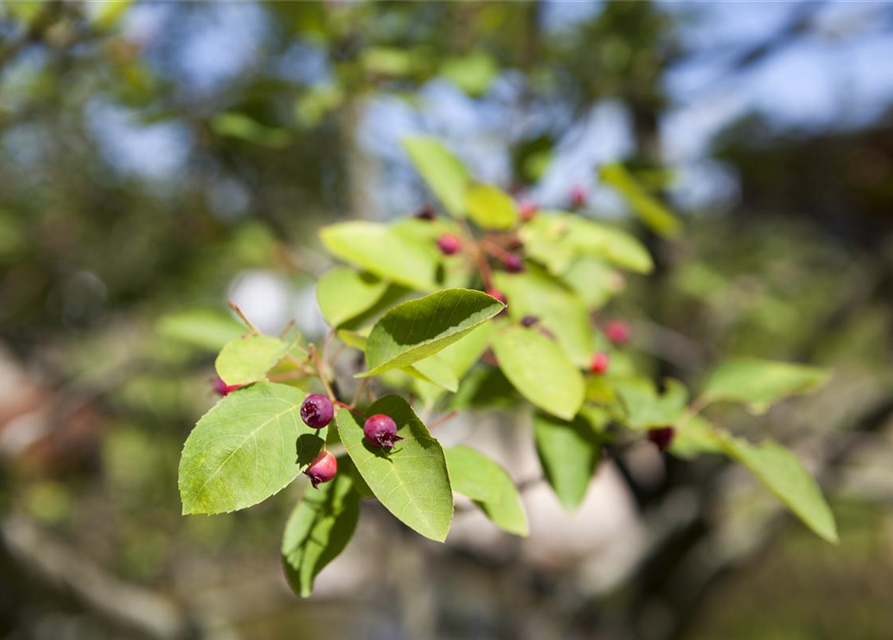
left=156, top=308, right=246, bottom=352
left=491, top=325, right=584, bottom=421
left=316, top=267, right=390, bottom=328
left=361, top=289, right=504, bottom=377
left=336, top=396, right=453, bottom=542
left=701, top=358, right=830, bottom=414
left=445, top=446, right=528, bottom=536
left=440, top=51, right=498, bottom=97
left=464, top=184, right=519, bottom=230
left=215, top=334, right=290, bottom=385
left=534, top=411, right=604, bottom=511
left=614, top=377, right=689, bottom=431
left=179, top=383, right=323, bottom=515
left=403, top=136, right=470, bottom=217
left=282, top=460, right=361, bottom=597
left=599, top=164, right=682, bottom=238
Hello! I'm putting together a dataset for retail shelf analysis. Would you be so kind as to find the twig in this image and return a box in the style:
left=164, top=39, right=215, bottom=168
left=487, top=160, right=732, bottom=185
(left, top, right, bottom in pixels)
left=351, top=378, right=370, bottom=409
left=429, top=410, right=458, bottom=430
left=311, top=344, right=336, bottom=401
left=278, top=319, right=295, bottom=338
left=227, top=300, right=259, bottom=334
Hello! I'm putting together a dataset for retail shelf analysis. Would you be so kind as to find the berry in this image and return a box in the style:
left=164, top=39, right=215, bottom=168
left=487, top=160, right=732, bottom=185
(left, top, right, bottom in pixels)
left=486, top=288, right=507, bottom=305
left=305, top=450, right=337, bottom=488
left=520, top=315, right=539, bottom=327
left=518, top=200, right=538, bottom=222
left=590, top=352, right=610, bottom=375
left=301, top=394, right=334, bottom=429
left=570, top=184, right=587, bottom=209
left=212, top=376, right=242, bottom=396
left=363, top=414, right=403, bottom=449
left=414, top=205, right=437, bottom=221
left=503, top=253, right=525, bottom=273
left=437, top=234, right=461, bottom=256
left=647, top=427, right=675, bottom=452
left=605, top=320, right=631, bottom=345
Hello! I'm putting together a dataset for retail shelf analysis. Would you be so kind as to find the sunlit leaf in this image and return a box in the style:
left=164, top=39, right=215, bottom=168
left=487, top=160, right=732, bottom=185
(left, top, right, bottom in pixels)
left=211, top=113, right=291, bottom=149
left=534, top=411, right=604, bottom=511
left=599, top=164, right=682, bottom=238
left=403, top=136, right=469, bottom=217
left=614, top=377, right=689, bottom=431
left=216, top=334, right=290, bottom=385
left=440, top=51, right=498, bottom=97
left=317, top=267, right=389, bottom=328
left=701, top=358, right=830, bottom=414
left=464, top=184, right=518, bottom=230
left=156, top=308, right=246, bottom=352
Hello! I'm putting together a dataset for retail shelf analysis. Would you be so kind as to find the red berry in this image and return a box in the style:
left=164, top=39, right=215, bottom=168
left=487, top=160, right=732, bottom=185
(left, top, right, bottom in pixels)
left=605, top=320, right=630, bottom=345
left=503, top=253, right=524, bottom=273
left=437, top=234, right=461, bottom=256
left=590, top=352, right=610, bottom=375
left=301, top=394, right=334, bottom=429
left=518, top=200, right=538, bottom=222
left=363, top=414, right=403, bottom=449
left=570, top=185, right=587, bottom=208
left=304, top=450, right=337, bottom=488
left=486, top=288, right=507, bottom=305
left=647, top=427, right=675, bottom=452
left=212, top=376, right=242, bottom=396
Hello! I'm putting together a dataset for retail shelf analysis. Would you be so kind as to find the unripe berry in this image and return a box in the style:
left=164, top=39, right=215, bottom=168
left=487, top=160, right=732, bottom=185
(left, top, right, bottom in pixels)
left=518, top=200, right=538, bottom=222
left=605, top=320, right=631, bottom=345
left=503, top=253, right=524, bottom=273
left=301, top=394, right=334, bottom=429
left=570, top=184, right=587, bottom=209
left=363, top=414, right=403, bottom=449
left=437, top=234, right=461, bottom=256
left=304, top=450, right=337, bottom=488
left=647, top=427, right=675, bottom=452
left=486, top=288, right=507, bottom=305
left=212, top=376, right=242, bottom=396
left=590, top=352, right=610, bottom=375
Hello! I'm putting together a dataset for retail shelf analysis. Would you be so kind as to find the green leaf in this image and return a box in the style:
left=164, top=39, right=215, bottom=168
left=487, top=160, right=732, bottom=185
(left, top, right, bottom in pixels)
left=445, top=446, right=528, bottom=536
left=281, top=460, right=360, bottom=597
left=669, top=415, right=725, bottom=460
left=211, top=113, right=291, bottom=149
left=179, top=382, right=324, bottom=515
left=403, top=136, right=469, bottom=217
left=320, top=221, right=439, bottom=291
left=491, top=325, right=584, bottom=421
left=614, top=377, right=689, bottom=431
left=493, top=267, right=593, bottom=367
left=700, top=358, right=830, bottom=414
left=520, top=211, right=653, bottom=275
left=464, top=184, right=518, bottom=230
left=336, top=395, right=453, bottom=541
left=360, top=289, right=504, bottom=378
left=215, top=334, right=290, bottom=385
left=451, top=366, right=518, bottom=411
left=412, top=323, right=495, bottom=404
left=534, top=411, right=603, bottom=511
left=560, top=256, right=622, bottom=309
left=717, top=432, right=838, bottom=543
left=440, top=51, right=498, bottom=97
left=156, top=308, right=246, bottom=352
left=599, top=164, right=682, bottom=238
left=317, top=267, right=390, bottom=328
left=407, top=355, right=459, bottom=392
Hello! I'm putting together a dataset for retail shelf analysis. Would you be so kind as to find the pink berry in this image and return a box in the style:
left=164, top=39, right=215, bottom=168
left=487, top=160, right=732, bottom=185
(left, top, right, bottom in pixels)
left=647, top=427, right=675, bottom=452
left=301, top=394, right=334, bottom=429
left=486, top=288, right=507, bottom=305
left=605, top=320, right=630, bottom=345
left=363, top=414, right=403, bottom=449
left=570, top=184, right=587, bottom=208
left=590, top=352, right=610, bottom=375
left=211, top=376, right=242, bottom=396
left=437, top=234, right=461, bottom=256
left=304, top=450, right=337, bottom=488
left=503, top=253, right=524, bottom=273
left=518, top=200, right=538, bottom=222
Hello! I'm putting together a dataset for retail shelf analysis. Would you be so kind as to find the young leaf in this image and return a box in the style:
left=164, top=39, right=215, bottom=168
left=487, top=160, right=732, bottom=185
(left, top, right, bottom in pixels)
left=179, top=382, right=324, bottom=515
left=320, top=221, right=439, bottom=291
left=445, top=446, right=529, bottom=536
left=156, top=308, right=246, bottom=352
left=520, top=211, right=653, bottom=275
left=403, top=136, right=469, bottom=217
left=534, top=412, right=603, bottom=512
left=701, top=358, right=830, bottom=414
left=491, top=326, right=584, bottom=421
left=493, top=268, right=593, bottom=367
left=317, top=267, right=389, bottom=328
left=215, top=334, right=290, bottom=385
left=464, top=184, right=518, bottom=230
left=599, top=164, right=682, bottom=238
left=336, top=395, right=453, bottom=541
left=614, top=377, right=689, bottom=431
left=717, top=432, right=838, bottom=543
left=360, top=289, right=504, bottom=378
left=281, top=460, right=360, bottom=598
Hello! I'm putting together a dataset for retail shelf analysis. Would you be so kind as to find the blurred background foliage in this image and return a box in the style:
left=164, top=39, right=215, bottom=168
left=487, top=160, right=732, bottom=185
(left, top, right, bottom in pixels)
left=1, top=2, right=893, bottom=640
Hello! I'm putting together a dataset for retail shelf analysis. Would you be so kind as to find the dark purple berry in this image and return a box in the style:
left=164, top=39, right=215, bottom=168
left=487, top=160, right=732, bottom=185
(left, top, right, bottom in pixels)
left=363, top=414, right=403, bottom=449
left=437, top=234, right=461, bottom=256
left=520, top=315, right=539, bottom=327
left=301, top=394, right=334, bottom=429
left=304, top=450, right=337, bottom=488
left=503, top=253, right=524, bottom=273
left=647, top=427, right=675, bottom=452
left=414, top=205, right=437, bottom=221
